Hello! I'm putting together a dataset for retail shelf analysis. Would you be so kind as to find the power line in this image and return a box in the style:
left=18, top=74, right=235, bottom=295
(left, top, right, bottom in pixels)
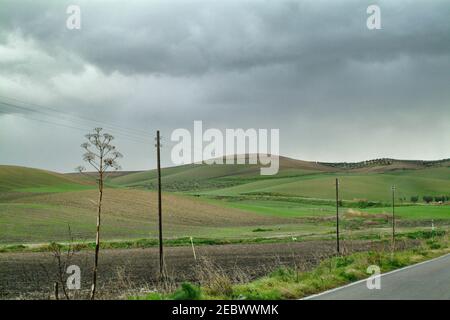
left=0, top=100, right=152, bottom=143
left=0, top=108, right=150, bottom=146
left=0, top=100, right=152, bottom=145
left=0, top=107, right=150, bottom=145
left=0, top=94, right=151, bottom=137
left=0, top=95, right=148, bottom=135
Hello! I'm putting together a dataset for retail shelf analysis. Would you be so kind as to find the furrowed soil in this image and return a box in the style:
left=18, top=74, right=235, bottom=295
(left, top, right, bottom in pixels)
left=0, top=239, right=417, bottom=299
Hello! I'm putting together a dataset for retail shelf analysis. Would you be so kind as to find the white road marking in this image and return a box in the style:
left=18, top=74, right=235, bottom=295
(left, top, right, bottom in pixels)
left=301, top=252, right=450, bottom=300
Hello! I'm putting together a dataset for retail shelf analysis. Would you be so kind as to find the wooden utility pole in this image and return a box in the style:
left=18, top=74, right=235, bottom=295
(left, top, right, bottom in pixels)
left=336, top=178, right=340, bottom=254
left=392, top=185, right=396, bottom=251
left=156, top=130, right=164, bottom=276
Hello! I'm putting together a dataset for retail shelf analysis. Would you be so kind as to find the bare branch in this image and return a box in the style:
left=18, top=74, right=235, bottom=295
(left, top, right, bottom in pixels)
left=75, top=166, right=86, bottom=173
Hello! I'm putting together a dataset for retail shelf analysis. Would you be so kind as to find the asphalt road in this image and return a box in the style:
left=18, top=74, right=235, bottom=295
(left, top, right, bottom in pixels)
left=306, top=253, right=450, bottom=300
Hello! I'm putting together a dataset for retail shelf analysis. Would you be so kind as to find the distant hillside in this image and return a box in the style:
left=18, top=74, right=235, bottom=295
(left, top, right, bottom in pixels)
left=3, top=154, right=450, bottom=200
left=201, top=166, right=450, bottom=201
left=67, top=170, right=143, bottom=180
left=0, top=165, right=94, bottom=193
left=319, top=158, right=450, bottom=172
left=109, top=156, right=336, bottom=190
left=104, top=155, right=450, bottom=200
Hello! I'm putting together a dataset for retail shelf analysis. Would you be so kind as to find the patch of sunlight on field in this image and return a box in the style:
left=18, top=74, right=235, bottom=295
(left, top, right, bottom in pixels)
left=202, top=198, right=335, bottom=218
left=198, top=171, right=450, bottom=202
left=13, top=184, right=95, bottom=193
left=0, top=202, right=330, bottom=243
left=362, top=205, right=450, bottom=220
left=179, top=223, right=333, bottom=240
left=0, top=196, right=323, bottom=244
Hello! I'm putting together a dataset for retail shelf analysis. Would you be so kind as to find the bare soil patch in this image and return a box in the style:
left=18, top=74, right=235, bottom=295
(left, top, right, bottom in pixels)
left=0, top=239, right=417, bottom=299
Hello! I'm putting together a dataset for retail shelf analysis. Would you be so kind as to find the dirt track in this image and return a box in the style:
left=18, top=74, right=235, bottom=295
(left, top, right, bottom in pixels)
left=0, top=240, right=415, bottom=299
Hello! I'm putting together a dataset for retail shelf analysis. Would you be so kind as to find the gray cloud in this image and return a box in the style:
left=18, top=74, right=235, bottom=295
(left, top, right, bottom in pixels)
left=0, top=0, right=449, bottom=171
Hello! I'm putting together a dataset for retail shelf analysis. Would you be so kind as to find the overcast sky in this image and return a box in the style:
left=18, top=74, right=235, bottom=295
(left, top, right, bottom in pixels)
left=0, top=0, right=449, bottom=172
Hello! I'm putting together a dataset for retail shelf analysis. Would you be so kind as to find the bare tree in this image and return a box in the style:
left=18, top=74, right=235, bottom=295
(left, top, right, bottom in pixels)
left=77, top=128, right=122, bottom=300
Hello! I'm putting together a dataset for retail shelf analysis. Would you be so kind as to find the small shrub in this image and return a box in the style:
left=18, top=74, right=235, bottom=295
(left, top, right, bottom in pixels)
left=232, top=285, right=282, bottom=300
left=339, top=270, right=358, bottom=282
left=130, top=292, right=164, bottom=300
left=0, top=244, right=27, bottom=253
left=269, top=267, right=296, bottom=282
left=357, top=200, right=369, bottom=208
left=406, top=230, right=445, bottom=240
left=171, top=282, right=202, bottom=300
left=334, top=256, right=355, bottom=268
left=385, top=256, right=408, bottom=269
left=252, top=228, right=273, bottom=232
left=367, top=251, right=383, bottom=265
left=46, top=242, right=63, bottom=251
left=195, top=258, right=234, bottom=297
left=426, top=240, right=442, bottom=249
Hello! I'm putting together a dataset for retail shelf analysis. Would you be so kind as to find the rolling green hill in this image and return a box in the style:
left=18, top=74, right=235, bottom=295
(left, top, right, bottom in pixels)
left=107, top=156, right=450, bottom=202
left=109, top=156, right=334, bottom=191
left=1, top=157, right=450, bottom=245
left=202, top=168, right=450, bottom=202
left=0, top=189, right=299, bottom=244
left=0, top=165, right=94, bottom=193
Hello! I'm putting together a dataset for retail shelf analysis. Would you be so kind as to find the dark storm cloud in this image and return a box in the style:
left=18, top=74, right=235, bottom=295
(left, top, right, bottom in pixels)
left=2, top=0, right=449, bottom=75
left=0, top=0, right=449, bottom=171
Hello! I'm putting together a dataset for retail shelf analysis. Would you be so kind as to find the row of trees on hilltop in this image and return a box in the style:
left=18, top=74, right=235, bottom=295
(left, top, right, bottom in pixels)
left=321, top=158, right=394, bottom=169
left=410, top=195, right=450, bottom=204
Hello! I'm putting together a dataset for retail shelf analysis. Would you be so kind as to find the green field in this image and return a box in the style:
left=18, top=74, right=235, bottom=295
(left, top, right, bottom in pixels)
left=108, top=157, right=450, bottom=201
left=198, top=170, right=450, bottom=202
left=362, top=205, right=450, bottom=220
left=0, top=165, right=93, bottom=192
left=206, top=198, right=336, bottom=218
left=1, top=157, right=450, bottom=245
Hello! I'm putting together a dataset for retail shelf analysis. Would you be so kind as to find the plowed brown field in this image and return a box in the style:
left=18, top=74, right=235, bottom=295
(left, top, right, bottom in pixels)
left=0, top=240, right=417, bottom=299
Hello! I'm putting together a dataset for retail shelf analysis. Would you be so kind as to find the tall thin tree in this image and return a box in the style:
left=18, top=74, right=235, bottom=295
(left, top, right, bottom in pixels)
left=77, top=128, right=122, bottom=300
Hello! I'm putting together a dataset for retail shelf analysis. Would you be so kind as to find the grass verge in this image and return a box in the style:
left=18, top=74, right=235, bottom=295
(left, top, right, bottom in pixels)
left=132, top=233, right=450, bottom=300
left=0, top=230, right=444, bottom=253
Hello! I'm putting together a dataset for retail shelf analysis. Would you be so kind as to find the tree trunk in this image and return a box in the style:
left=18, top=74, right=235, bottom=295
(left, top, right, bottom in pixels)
left=90, top=172, right=103, bottom=300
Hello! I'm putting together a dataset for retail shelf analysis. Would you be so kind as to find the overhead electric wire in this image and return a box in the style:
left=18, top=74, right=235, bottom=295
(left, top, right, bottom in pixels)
left=0, top=100, right=152, bottom=143
left=0, top=109, right=150, bottom=146
left=0, top=94, right=151, bottom=138
left=0, top=98, right=154, bottom=145
left=0, top=105, right=150, bottom=146
left=0, top=101, right=151, bottom=144
left=0, top=109, right=104, bottom=133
